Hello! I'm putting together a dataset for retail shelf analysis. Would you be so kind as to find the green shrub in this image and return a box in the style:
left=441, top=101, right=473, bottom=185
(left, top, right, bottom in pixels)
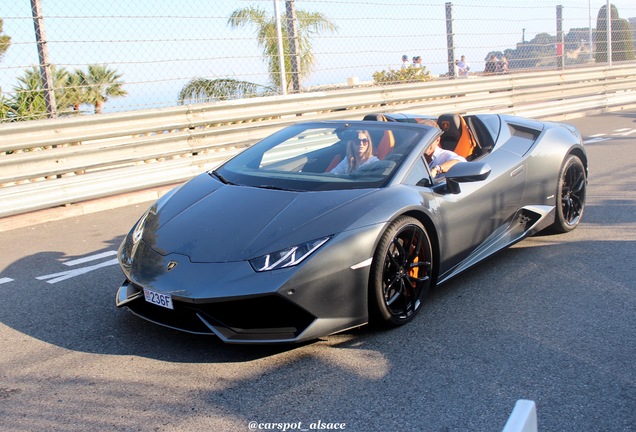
left=595, top=4, right=636, bottom=62
left=373, top=66, right=432, bottom=84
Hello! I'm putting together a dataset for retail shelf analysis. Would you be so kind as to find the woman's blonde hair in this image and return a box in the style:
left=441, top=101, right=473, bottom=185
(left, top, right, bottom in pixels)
left=345, top=130, right=373, bottom=172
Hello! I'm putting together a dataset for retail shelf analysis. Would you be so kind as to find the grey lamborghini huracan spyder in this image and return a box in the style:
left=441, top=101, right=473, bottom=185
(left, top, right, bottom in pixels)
left=116, top=112, right=587, bottom=343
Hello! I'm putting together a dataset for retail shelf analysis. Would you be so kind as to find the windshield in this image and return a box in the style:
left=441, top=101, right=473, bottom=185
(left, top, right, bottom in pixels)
left=212, top=121, right=428, bottom=192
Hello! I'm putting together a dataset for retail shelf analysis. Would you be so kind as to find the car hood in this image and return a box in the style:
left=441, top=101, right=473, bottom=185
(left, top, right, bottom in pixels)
left=143, top=174, right=377, bottom=263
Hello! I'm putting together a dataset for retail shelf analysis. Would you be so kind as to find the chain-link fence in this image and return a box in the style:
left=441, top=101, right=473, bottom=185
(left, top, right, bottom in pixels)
left=1, top=0, right=635, bottom=122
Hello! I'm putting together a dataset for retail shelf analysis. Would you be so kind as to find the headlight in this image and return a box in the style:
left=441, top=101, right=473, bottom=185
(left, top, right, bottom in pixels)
left=249, top=237, right=330, bottom=272
left=119, top=210, right=150, bottom=272
left=132, top=211, right=149, bottom=244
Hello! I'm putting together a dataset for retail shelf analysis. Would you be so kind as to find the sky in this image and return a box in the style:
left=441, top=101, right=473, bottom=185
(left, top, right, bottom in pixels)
left=1, top=0, right=635, bottom=112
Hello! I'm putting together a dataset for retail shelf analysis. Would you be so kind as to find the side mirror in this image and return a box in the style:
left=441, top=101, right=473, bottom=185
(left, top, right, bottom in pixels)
left=445, top=162, right=492, bottom=194
left=416, top=177, right=432, bottom=187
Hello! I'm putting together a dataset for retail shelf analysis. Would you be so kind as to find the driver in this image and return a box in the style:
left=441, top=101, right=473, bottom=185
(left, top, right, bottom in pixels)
left=421, top=119, right=465, bottom=176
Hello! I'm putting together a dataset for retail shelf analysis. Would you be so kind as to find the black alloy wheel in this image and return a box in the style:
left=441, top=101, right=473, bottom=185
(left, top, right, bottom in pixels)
left=370, top=216, right=433, bottom=326
left=553, top=155, right=586, bottom=233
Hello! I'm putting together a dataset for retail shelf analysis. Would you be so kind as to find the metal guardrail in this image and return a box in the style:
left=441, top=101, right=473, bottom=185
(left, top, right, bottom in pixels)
left=1, top=64, right=636, bottom=218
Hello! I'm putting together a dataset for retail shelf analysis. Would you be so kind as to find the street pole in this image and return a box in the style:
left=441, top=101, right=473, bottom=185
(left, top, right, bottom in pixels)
left=30, top=0, right=56, bottom=118
left=588, top=0, right=594, bottom=62
left=273, top=1, right=287, bottom=95
left=445, top=2, right=455, bottom=79
left=556, top=5, right=564, bottom=70
left=606, top=0, right=612, bottom=65
left=285, top=0, right=301, bottom=93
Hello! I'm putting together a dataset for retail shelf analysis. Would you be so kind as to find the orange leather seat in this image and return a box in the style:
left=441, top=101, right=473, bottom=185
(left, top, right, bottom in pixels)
left=437, top=113, right=477, bottom=159
left=375, top=130, right=395, bottom=160
left=325, top=154, right=343, bottom=172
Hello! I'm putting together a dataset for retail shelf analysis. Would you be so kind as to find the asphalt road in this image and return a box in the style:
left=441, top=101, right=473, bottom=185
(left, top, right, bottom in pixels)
left=0, top=111, right=634, bottom=432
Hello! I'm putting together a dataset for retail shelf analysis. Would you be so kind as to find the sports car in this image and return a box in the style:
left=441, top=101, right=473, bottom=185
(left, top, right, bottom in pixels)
left=115, top=112, right=587, bottom=344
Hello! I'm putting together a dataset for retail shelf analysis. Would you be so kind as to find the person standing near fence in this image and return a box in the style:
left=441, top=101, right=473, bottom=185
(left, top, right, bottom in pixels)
left=401, top=54, right=410, bottom=68
left=457, top=55, right=470, bottom=77
left=497, top=56, right=509, bottom=74
left=484, top=54, right=498, bottom=75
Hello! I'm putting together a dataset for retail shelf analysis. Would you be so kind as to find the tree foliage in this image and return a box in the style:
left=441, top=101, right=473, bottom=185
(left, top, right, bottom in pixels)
left=595, top=4, right=635, bottom=62
left=0, top=17, right=11, bottom=63
left=227, top=5, right=337, bottom=92
left=4, top=66, right=72, bottom=121
left=1, top=64, right=127, bottom=121
left=76, top=64, right=127, bottom=114
left=178, top=78, right=274, bottom=104
left=178, top=6, right=337, bottom=103
left=0, top=17, right=12, bottom=117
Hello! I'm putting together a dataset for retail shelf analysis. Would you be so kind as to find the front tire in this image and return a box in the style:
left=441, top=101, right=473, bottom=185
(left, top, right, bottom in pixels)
left=552, top=155, right=586, bottom=233
left=369, top=216, right=433, bottom=327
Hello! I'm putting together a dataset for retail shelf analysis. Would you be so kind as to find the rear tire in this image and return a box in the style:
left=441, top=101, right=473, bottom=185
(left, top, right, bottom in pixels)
left=552, top=155, right=586, bottom=233
left=369, top=216, right=433, bottom=327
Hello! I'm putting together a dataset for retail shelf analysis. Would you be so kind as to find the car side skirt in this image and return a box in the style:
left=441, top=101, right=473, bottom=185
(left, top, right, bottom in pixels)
left=437, top=205, right=554, bottom=284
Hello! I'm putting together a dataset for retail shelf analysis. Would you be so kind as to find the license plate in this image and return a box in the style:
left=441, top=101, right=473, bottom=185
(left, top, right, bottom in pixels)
left=143, top=288, right=174, bottom=310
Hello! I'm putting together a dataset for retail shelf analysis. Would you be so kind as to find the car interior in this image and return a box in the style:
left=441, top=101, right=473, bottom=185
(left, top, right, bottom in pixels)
left=261, top=112, right=498, bottom=177
left=363, top=112, right=496, bottom=162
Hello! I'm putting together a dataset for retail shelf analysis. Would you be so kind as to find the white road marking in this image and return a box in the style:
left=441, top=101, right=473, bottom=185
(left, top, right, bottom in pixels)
left=585, top=127, right=636, bottom=144
left=0, top=277, right=14, bottom=285
left=63, top=250, right=118, bottom=266
left=37, top=258, right=119, bottom=284
left=583, top=137, right=611, bottom=144
left=612, top=128, right=636, bottom=136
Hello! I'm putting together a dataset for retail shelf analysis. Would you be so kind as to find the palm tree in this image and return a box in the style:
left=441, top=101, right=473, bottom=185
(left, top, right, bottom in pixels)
left=78, top=64, right=127, bottom=114
left=64, top=70, right=88, bottom=112
left=0, top=18, right=11, bottom=62
left=0, top=90, right=16, bottom=121
left=178, top=77, right=273, bottom=105
left=8, top=66, right=72, bottom=121
left=1, top=64, right=127, bottom=121
left=0, top=19, right=12, bottom=121
left=228, top=5, right=337, bottom=91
